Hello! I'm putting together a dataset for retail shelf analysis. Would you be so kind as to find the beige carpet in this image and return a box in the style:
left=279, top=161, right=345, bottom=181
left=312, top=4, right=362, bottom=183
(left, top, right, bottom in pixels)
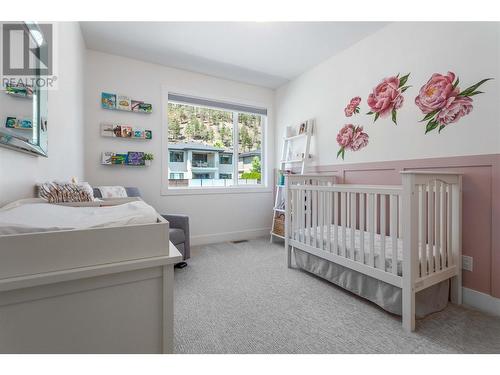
left=173, top=237, right=500, bottom=353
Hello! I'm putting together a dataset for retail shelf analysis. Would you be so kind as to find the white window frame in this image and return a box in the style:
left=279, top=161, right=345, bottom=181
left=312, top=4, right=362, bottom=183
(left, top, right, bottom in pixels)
left=161, top=87, right=270, bottom=196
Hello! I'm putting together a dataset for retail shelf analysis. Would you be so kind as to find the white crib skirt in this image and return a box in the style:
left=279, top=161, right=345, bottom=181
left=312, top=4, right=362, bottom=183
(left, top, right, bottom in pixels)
left=294, top=248, right=449, bottom=319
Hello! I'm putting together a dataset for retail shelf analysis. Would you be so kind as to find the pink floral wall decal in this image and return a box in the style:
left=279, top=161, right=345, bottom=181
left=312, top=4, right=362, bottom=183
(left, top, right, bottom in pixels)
left=336, top=124, right=369, bottom=160
left=367, top=73, right=411, bottom=125
left=415, top=72, right=492, bottom=134
left=344, top=96, right=361, bottom=117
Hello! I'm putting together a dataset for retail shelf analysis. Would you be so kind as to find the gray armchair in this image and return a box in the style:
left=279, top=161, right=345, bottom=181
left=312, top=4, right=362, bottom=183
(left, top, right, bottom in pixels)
left=92, top=187, right=190, bottom=262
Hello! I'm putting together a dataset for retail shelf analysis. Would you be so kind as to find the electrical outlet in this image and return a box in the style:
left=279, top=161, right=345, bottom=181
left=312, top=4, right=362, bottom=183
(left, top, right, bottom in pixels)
left=462, top=255, right=473, bottom=272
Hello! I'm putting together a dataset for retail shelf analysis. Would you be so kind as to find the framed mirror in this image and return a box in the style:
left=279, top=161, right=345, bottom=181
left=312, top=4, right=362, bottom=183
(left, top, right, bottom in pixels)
left=0, top=21, right=48, bottom=157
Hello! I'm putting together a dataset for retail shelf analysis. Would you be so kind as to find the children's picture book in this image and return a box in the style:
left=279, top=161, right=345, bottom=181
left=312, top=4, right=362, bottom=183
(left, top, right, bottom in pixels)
left=5, top=117, right=17, bottom=128
left=117, top=95, right=131, bottom=111
left=19, top=118, right=33, bottom=129
left=101, top=124, right=115, bottom=137
left=133, top=128, right=145, bottom=138
left=5, top=82, right=33, bottom=98
left=101, top=92, right=116, bottom=109
left=138, top=102, right=153, bottom=113
left=101, top=123, right=152, bottom=140
left=101, top=152, right=115, bottom=165
left=112, top=153, right=128, bottom=165
left=101, top=92, right=151, bottom=113
left=120, top=126, right=133, bottom=138
left=113, top=125, right=122, bottom=137
left=131, top=100, right=142, bottom=112
left=127, top=151, right=145, bottom=166
left=5, top=117, right=32, bottom=129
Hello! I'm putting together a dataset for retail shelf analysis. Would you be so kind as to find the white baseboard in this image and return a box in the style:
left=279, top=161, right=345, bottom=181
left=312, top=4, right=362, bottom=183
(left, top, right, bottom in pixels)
left=462, top=287, right=500, bottom=316
left=191, top=227, right=271, bottom=246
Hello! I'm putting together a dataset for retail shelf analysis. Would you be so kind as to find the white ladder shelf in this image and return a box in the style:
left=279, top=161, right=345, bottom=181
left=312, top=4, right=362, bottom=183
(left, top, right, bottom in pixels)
left=270, top=119, right=313, bottom=242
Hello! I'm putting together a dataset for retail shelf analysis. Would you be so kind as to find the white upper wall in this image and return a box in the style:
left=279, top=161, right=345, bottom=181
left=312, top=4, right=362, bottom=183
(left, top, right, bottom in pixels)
left=0, top=22, right=86, bottom=206
left=275, top=22, right=500, bottom=167
left=84, top=50, right=275, bottom=244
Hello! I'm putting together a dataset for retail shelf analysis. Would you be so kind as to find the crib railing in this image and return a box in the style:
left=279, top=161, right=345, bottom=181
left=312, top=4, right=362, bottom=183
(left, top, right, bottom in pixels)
left=286, top=183, right=404, bottom=286
left=285, top=171, right=462, bottom=331
left=401, top=172, right=462, bottom=296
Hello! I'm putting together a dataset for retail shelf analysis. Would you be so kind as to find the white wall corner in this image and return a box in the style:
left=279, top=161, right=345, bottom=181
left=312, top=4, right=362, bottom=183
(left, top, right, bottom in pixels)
left=462, top=287, right=500, bottom=317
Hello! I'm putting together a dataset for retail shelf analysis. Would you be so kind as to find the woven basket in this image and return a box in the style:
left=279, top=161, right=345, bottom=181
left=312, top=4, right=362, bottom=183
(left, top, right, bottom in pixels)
left=273, top=213, right=285, bottom=237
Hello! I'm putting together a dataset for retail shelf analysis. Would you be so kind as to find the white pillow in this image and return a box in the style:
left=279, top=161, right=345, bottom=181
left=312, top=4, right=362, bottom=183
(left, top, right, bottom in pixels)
left=97, top=186, right=128, bottom=199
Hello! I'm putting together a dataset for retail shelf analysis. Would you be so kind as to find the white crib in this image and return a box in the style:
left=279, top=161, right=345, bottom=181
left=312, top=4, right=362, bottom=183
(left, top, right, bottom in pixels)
left=285, top=171, right=462, bottom=331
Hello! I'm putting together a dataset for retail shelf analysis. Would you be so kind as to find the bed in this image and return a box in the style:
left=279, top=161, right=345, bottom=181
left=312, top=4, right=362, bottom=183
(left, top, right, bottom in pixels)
left=0, top=197, right=180, bottom=353
left=285, top=171, right=462, bottom=331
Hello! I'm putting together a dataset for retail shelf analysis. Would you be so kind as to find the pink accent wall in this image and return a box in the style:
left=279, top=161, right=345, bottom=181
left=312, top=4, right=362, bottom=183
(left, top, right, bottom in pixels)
left=314, top=154, right=500, bottom=298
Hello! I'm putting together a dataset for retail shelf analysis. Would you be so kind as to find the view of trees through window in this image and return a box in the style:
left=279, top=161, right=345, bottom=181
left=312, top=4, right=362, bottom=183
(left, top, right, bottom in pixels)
left=168, top=102, right=263, bottom=187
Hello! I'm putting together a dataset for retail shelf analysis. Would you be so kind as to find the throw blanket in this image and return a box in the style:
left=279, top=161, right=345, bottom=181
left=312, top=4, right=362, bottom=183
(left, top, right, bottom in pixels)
left=0, top=200, right=158, bottom=235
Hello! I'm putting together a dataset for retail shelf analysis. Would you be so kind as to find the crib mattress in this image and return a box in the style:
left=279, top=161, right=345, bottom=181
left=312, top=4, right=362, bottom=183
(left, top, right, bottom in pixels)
left=293, top=224, right=445, bottom=276
left=294, top=248, right=449, bottom=318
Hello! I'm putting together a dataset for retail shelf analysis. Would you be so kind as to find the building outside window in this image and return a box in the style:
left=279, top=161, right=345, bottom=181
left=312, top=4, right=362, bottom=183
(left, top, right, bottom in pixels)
left=169, top=151, right=184, bottom=163
left=166, top=93, right=265, bottom=189
left=170, top=172, right=184, bottom=179
left=219, top=154, right=232, bottom=165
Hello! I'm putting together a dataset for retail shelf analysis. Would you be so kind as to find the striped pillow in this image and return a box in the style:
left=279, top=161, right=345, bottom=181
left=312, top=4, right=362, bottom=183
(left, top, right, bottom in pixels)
left=38, top=181, right=95, bottom=203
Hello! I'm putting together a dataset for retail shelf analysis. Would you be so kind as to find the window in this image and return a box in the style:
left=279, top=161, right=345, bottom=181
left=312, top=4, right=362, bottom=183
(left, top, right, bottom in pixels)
left=238, top=113, right=262, bottom=185
left=166, top=93, right=266, bottom=190
left=169, top=151, right=184, bottom=163
left=220, top=154, right=232, bottom=165
left=192, top=153, right=208, bottom=167
left=170, top=172, right=184, bottom=179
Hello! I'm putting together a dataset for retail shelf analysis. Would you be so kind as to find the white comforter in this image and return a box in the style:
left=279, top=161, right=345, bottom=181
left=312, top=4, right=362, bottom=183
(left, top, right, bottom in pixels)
left=0, top=200, right=158, bottom=235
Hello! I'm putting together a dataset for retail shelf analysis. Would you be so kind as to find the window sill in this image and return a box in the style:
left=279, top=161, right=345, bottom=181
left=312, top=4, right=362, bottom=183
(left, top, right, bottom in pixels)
left=160, top=185, right=272, bottom=196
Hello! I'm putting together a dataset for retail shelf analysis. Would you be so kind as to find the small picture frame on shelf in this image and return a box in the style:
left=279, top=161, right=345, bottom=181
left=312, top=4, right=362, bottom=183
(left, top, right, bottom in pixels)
left=145, top=130, right=152, bottom=139
left=298, top=122, right=307, bottom=134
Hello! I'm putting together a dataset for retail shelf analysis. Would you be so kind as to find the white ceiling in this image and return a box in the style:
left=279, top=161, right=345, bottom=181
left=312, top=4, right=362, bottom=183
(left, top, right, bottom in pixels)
left=80, top=22, right=388, bottom=89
